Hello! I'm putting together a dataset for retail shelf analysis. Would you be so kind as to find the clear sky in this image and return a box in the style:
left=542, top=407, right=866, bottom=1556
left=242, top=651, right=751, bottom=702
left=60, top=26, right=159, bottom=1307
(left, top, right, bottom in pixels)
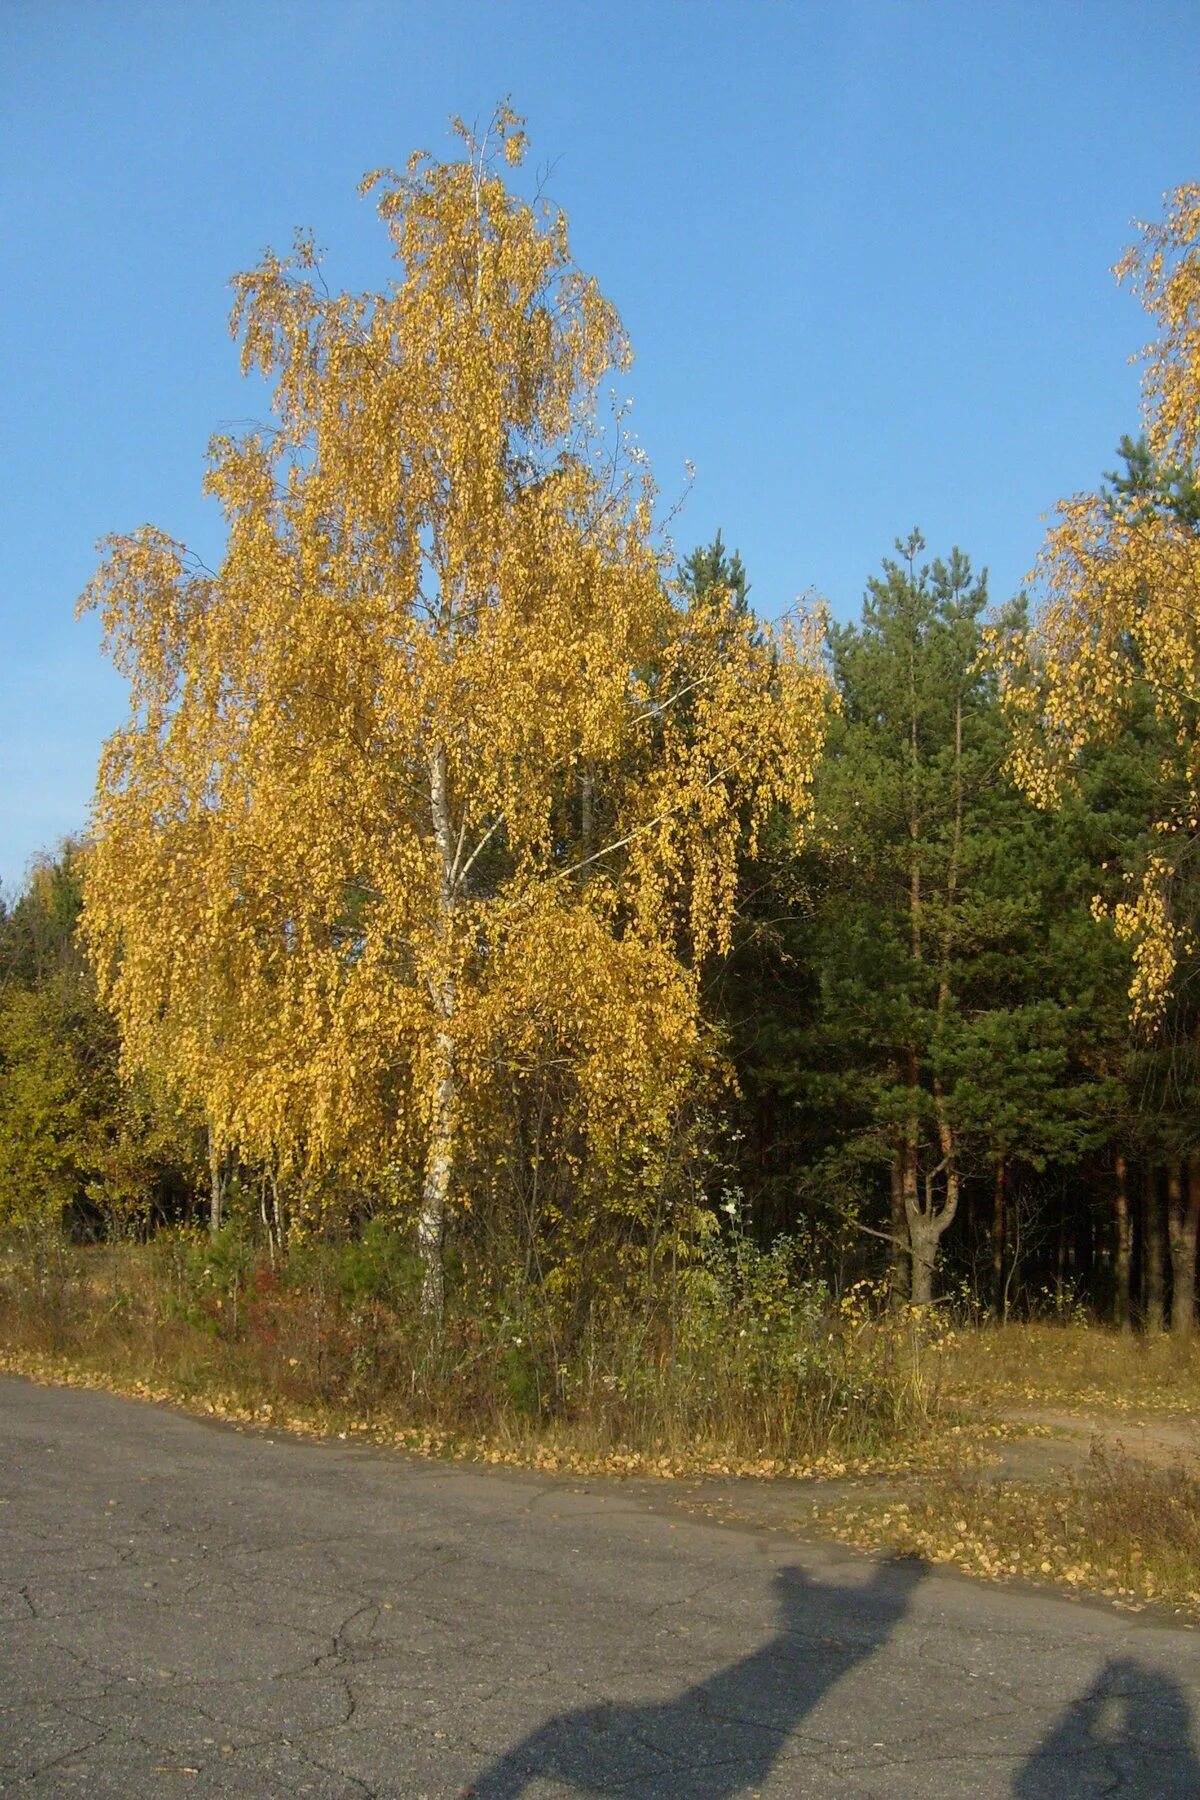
left=2, top=0, right=1198, bottom=891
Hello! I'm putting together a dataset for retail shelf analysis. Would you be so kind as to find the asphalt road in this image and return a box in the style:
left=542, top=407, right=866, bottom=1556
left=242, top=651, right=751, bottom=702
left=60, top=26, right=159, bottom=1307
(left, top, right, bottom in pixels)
left=2, top=1377, right=1199, bottom=1798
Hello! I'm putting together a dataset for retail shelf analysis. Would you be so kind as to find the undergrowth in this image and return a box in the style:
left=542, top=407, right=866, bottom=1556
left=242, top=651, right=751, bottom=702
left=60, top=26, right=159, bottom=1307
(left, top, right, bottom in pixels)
left=0, top=1227, right=953, bottom=1477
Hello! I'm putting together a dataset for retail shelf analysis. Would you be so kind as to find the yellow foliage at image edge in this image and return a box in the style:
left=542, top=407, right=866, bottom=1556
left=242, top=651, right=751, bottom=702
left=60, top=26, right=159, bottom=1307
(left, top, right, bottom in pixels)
left=996, top=183, right=1200, bottom=1023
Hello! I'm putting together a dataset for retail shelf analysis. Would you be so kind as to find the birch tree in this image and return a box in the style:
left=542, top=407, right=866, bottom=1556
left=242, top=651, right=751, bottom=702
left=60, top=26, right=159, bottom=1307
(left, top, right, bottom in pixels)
left=80, top=109, right=829, bottom=1313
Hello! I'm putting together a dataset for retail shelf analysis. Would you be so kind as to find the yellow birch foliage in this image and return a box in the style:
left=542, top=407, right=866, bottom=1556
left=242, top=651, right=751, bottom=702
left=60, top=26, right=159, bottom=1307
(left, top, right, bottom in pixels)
left=999, top=184, right=1200, bottom=1021
left=79, top=109, right=830, bottom=1245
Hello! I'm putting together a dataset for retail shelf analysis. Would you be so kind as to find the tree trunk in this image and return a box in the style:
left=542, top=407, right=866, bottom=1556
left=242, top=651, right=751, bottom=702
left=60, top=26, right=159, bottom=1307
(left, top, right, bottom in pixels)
left=207, top=1127, right=225, bottom=1237
left=1113, top=1151, right=1132, bottom=1331
left=889, top=1154, right=910, bottom=1303
left=418, top=1028, right=453, bottom=1319
left=908, top=1215, right=937, bottom=1306
left=258, top=1172, right=286, bottom=1264
left=903, top=691, right=962, bottom=1309
left=901, top=1140, right=926, bottom=1300
left=897, top=633, right=930, bottom=1304
left=1167, top=1156, right=1200, bottom=1338
left=580, top=760, right=594, bottom=851
left=900, top=1141, right=957, bottom=1306
left=1144, top=1164, right=1165, bottom=1333
left=992, top=1157, right=1006, bottom=1319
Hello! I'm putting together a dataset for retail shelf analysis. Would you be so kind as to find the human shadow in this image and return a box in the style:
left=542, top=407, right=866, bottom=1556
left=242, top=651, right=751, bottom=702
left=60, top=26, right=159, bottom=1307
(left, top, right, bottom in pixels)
left=468, top=1554, right=924, bottom=1798
left=1013, top=1656, right=1200, bottom=1798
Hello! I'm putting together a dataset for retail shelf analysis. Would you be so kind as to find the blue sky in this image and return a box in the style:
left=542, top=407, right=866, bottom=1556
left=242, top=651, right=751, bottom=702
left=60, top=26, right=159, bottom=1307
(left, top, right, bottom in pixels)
left=2, top=0, right=1198, bottom=891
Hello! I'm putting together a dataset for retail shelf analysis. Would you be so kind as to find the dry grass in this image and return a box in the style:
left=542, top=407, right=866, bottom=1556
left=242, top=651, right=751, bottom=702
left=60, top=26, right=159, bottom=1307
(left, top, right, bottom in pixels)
left=808, top=1319, right=1200, bottom=1618
left=938, top=1320, right=1200, bottom=1415
left=810, top=1444, right=1200, bottom=1621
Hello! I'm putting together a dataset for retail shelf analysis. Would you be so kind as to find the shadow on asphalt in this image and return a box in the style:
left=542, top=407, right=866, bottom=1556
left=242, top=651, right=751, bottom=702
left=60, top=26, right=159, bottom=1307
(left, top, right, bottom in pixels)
left=1014, top=1655, right=1200, bottom=1797
left=466, top=1555, right=924, bottom=1797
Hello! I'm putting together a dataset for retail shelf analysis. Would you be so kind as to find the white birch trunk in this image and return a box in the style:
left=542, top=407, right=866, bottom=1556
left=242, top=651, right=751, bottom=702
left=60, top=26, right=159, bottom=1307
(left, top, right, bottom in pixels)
left=419, top=744, right=456, bottom=1320
left=207, top=1127, right=225, bottom=1238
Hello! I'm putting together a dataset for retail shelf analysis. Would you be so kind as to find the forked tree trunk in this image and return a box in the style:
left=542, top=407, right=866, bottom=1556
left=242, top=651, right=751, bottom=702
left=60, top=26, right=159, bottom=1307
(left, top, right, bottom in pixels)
left=901, top=1141, right=958, bottom=1307
left=1144, top=1164, right=1165, bottom=1333
left=907, top=1216, right=938, bottom=1307
left=902, top=1055, right=924, bottom=1299
left=1113, top=1151, right=1133, bottom=1332
left=907, top=1177, right=959, bottom=1305
left=1167, top=1156, right=1200, bottom=1338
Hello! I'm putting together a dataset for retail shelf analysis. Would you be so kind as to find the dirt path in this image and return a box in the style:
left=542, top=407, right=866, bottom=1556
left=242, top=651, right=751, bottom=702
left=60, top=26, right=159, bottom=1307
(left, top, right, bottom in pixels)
left=993, top=1406, right=1200, bottom=1475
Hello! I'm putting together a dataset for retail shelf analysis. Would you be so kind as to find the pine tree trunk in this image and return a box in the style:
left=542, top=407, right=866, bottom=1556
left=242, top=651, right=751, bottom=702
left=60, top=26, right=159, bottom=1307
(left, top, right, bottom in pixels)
left=901, top=1144, right=957, bottom=1306
left=902, top=1058, right=923, bottom=1301
left=992, top=1157, right=1006, bottom=1319
left=903, top=639, right=924, bottom=1305
left=889, top=1155, right=910, bottom=1303
left=908, top=1216, right=937, bottom=1307
left=900, top=1140, right=927, bottom=1301
left=901, top=692, right=962, bottom=1311
left=1113, top=1151, right=1132, bottom=1331
left=1145, top=1164, right=1165, bottom=1333
left=1168, top=1157, right=1200, bottom=1338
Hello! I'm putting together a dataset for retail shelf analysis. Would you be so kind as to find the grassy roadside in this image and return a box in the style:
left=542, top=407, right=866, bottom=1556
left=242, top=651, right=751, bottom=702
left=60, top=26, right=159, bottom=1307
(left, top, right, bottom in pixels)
left=3, top=1235, right=1199, bottom=1620
left=0, top=1233, right=959, bottom=1480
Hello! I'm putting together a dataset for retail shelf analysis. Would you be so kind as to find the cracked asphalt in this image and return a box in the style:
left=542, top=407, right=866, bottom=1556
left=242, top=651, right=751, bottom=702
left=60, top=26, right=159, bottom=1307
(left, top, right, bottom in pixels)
left=2, top=1376, right=1199, bottom=1797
